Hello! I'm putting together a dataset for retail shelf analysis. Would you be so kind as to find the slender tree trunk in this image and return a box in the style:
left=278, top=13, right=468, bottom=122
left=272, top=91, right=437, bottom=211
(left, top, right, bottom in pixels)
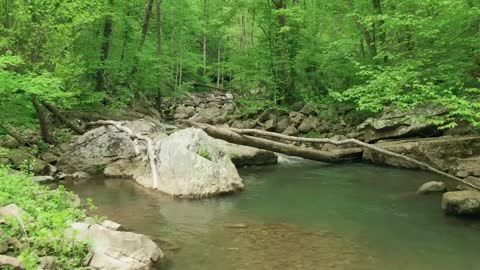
left=95, top=0, right=114, bottom=92
left=216, top=39, right=221, bottom=87
left=203, top=0, right=209, bottom=77
left=141, top=0, right=155, bottom=47
left=347, top=0, right=377, bottom=57
left=31, top=97, right=57, bottom=145
left=155, top=0, right=163, bottom=111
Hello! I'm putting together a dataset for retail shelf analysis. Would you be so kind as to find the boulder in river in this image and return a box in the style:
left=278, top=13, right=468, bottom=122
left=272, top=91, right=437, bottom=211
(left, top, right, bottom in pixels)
left=417, top=181, right=446, bottom=194
left=135, top=128, right=244, bottom=198
left=68, top=222, right=163, bottom=270
left=442, top=191, right=480, bottom=216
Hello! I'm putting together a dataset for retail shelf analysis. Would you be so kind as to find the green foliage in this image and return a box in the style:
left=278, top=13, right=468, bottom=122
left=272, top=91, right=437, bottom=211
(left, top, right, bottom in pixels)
left=0, top=167, right=89, bottom=269
left=197, top=145, right=212, bottom=161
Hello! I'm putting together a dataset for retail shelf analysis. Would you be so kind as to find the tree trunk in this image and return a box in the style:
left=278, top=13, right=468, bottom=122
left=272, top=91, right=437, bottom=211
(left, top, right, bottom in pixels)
left=95, top=0, right=114, bottom=92
left=31, top=97, right=57, bottom=145
left=203, top=0, right=209, bottom=76
left=155, top=0, right=163, bottom=111
left=42, top=101, right=86, bottom=135
left=141, top=0, right=155, bottom=47
left=347, top=0, right=377, bottom=57
left=186, top=121, right=363, bottom=162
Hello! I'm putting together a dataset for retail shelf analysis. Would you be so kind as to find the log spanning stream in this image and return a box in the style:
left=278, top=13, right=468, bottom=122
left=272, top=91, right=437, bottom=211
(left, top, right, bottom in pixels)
left=65, top=160, right=480, bottom=270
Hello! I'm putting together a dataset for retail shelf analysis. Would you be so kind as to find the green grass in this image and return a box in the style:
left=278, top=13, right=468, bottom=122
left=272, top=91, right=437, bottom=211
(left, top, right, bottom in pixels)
left=0, top=167, right=89, bottom=269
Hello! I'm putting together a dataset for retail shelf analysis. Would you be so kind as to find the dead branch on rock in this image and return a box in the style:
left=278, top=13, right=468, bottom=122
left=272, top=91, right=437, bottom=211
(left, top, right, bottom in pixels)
left=185, top=121, right=480, bottom=191
left=87, top=120, right=159, bottom=190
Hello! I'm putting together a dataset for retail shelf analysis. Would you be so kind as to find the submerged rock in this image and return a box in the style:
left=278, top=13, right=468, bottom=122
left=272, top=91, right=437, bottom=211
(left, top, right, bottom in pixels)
left=417, top=181, right=446, bottom=194
left=68, top=223, right=163, bottom=270
left=442, top=191, right=480, bottom=216
left=135, top=128, right=244, bottom=198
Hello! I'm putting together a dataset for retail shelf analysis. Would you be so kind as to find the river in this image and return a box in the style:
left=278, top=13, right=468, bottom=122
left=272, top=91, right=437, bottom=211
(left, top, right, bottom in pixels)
left=64, top=160, right=480, bottom=270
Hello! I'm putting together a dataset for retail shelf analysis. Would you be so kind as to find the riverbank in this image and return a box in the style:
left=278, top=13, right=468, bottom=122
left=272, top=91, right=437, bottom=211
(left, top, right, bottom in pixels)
left=0, top=168, right=163, bottom=269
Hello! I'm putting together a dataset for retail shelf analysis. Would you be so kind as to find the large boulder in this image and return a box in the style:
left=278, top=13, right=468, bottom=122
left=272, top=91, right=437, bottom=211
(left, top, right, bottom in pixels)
left=57, top=120, right=164, bottom=174
left=298, top=116, right=319, bottom=133
left=68, top=223, right=163, bottom=270
left=289, top=112, right=306, bottom=128
left=7, top=149, right=54, bottom=176
left=363, top=136, right=480, bottom=172
left=442, top=191, right=480, bottom=216
left=357, top=107, right=446, bottom=143
left=135, top=128, right=244, bottom=198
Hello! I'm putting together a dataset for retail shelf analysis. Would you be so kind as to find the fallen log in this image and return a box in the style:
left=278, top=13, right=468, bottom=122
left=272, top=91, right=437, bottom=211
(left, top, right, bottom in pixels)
left=86, top=120, right=159, bottom=190
left=186, top=121, right=362, bottom=163
left=186, top=121, right=480, bottom=191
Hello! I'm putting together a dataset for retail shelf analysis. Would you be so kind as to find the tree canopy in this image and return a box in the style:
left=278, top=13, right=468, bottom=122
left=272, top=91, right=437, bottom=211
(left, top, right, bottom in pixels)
left=0, top=0, right=479, bottom=133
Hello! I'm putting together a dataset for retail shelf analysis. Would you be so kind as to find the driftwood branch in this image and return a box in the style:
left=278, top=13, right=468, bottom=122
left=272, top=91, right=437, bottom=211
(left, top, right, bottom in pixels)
left=87, top=120, right=159, bottom=190
left=186, top=121, right=480, bottom=191
left=42, top=102, right=86, bottom=135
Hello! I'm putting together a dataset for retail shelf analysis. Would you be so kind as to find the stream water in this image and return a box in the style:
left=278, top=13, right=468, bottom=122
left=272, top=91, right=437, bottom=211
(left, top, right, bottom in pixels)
left=65, top=160, right=480, bottom=270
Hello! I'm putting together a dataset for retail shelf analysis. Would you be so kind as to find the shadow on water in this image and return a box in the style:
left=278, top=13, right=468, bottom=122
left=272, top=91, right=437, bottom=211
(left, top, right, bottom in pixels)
left=64, top=162, right=480, bottom=270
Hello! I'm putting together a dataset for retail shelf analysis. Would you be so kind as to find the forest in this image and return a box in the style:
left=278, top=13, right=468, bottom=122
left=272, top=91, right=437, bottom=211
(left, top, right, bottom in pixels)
left=0, top=0, right=480, bottom=269
left=1, top=0, right=479, bottom=137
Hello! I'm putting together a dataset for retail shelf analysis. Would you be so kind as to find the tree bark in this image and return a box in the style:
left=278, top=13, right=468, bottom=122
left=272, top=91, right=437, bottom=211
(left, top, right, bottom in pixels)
left=41, top=102, right=86, bottom=135
left=186, top=121, right=363, bottom=162
left=95, top=0, right=114, bottom=92
left=31, top=97, right=57, bottom=145
left=203, top=0, right=209, bottom=76
left=141, top=0, right=155, bottom=47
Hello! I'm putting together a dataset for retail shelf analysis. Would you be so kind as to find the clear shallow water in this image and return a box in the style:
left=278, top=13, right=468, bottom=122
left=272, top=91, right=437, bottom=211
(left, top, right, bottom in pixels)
left=65, top=161, right=480, bottom=270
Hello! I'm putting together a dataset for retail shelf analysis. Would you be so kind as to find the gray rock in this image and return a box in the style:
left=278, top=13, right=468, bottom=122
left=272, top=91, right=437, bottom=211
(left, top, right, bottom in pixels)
left=363, top=136, right=480, bottom=173
left=456, top=176, right=480, bottom=191
left=283, top=126, right=299, bottom=136
left=0, top=136, right=19, bottom=149
left=72, top=171, right=89, bottom=179
left=456, top=156, right=480, bottom=178
left=276, top=117, right=290, bottom=133
left=32, top=176, right=54, bottom=184
left=264, top=119, right=276, bottom=131
left=221, top=103, right=235, bottom=114
left=0, top=204, right=24, bottom=220
left=299, top=105, right=316, bottom=116
left=417, top=181, right=446, bottom=194
left=442, top=191, right=480, bottom=216
left=38, top=256, right=56, bottom=270
left=0, top=255, right=24, bottom=269
left=231, top=120, right=254, bottom=129
left=298, top=116, right=319, bottom=133
left=68, top=223, right=163, bottom=270
left=135, top=128, right=244, bottom=198
left=357, top=107, right=445, bottom=143
left=101, top=220, right=122, bottom=231
left=289, top=112, right=306, bottom=128
left=39, top=151, right=59, bottom=164
left=0, top=242, right=8, bottom=254
left=175, top=106, right=195, bottom=118
left=225, top=93, right=234, bottom=100
left=57, top=120, right=164, bottom=174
